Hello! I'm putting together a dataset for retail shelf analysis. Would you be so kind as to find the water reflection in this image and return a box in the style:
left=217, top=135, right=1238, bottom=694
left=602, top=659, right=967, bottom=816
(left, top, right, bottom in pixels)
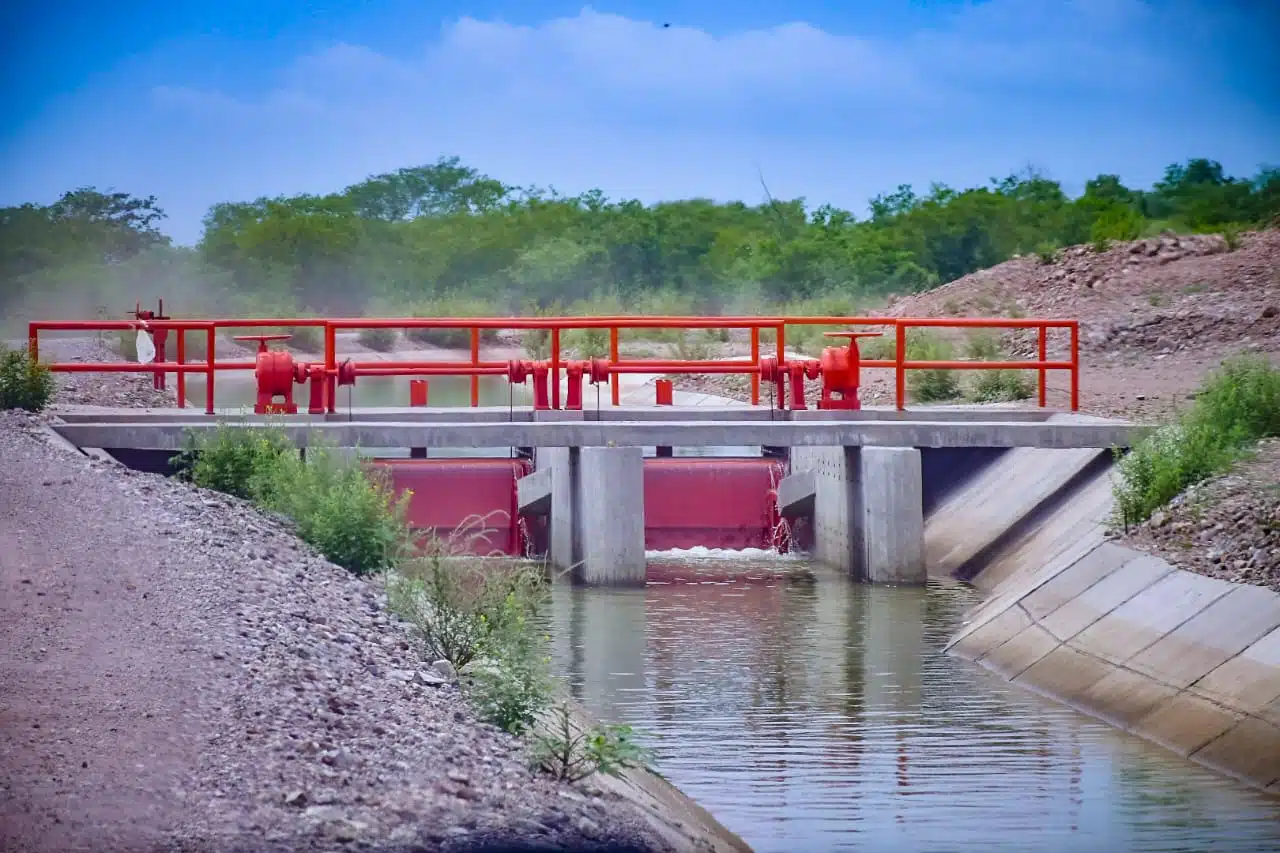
left=547, top=564, right=1280, bottom=853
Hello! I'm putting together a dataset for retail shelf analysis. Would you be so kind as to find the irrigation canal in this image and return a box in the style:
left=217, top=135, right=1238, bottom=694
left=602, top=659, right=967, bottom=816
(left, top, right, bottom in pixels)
left=545, top=553, right=1280, bottom=853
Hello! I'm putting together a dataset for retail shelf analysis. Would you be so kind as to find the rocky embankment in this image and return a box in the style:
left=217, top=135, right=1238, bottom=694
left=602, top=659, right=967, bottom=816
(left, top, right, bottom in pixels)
left=0, top=411, right=678, bottom=853
left=1119, top=439, right=1280, bottom=594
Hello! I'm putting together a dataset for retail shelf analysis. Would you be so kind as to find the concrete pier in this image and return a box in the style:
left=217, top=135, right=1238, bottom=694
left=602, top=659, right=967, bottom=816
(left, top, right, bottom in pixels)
left=782, top=446, right=925, bottom=584
left=572, top=447, right=646, bottom=586
left=524, top=446, right=647, bottom=585
left=861, top=447, right=926, bottom=585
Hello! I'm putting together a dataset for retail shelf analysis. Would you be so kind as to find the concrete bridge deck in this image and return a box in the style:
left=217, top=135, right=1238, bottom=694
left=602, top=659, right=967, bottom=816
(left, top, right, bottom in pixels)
left=50, top=415, right=1140, bottom=451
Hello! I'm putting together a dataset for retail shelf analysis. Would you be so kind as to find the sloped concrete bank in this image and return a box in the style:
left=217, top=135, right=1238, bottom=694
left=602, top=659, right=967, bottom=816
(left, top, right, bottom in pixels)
left=940, top=464, right=1280, bottom=794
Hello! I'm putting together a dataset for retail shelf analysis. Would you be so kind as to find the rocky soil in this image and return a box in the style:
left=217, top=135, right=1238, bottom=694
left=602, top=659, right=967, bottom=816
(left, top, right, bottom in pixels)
left=0, top=410, right=676, bottom=853
left=33, top=337, right=179, bottom=408
left=1118, top=440, right=1280, bottom=593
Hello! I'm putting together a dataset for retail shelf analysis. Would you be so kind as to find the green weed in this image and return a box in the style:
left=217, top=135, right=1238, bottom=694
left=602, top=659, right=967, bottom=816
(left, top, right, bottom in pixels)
left=1113, top=355, right=1280, bottom=525
left=0, top=345, right=55, bottom=412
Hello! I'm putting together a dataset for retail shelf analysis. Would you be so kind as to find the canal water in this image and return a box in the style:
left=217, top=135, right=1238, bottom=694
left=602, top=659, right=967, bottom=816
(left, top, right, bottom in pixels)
left=546, top=556, right=1280, bottom=853
left=188, top=372, right=1280, bottom=850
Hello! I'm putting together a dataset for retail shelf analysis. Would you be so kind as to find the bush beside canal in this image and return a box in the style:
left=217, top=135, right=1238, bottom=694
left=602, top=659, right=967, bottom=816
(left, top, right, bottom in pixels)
left=1113, top=354, right=1280, bottom=526
left=176, top=423, right=650, bottom=783
left=0, top=344, right=55, bottom=412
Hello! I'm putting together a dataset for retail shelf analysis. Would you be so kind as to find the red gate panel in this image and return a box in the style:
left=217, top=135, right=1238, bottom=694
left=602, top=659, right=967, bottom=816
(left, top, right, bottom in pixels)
left=642, top=457, right=784, bottom=551
left=373, top=457, right=530, bottom=556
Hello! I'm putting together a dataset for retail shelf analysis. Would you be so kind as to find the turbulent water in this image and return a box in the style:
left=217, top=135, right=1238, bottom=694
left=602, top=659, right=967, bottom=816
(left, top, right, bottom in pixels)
left=546, top=556, right=1280, bottom=853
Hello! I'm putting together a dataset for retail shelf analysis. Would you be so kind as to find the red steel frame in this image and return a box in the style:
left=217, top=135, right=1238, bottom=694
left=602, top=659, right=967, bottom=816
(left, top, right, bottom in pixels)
left=27, top=313, right=1080, bottom=414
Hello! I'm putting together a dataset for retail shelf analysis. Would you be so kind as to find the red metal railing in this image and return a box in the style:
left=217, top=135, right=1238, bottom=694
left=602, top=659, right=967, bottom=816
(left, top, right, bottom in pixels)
left=27, top=313, right=1080, bottom=414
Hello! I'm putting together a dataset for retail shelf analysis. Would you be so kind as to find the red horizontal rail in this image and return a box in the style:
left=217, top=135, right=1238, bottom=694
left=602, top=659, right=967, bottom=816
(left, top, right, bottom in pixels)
left=26, top=313, right=1080, bottom=414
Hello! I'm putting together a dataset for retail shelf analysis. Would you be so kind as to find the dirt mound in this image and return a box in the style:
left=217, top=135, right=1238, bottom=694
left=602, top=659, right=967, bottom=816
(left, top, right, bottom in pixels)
left=882, top=230, right=1280, bottom=359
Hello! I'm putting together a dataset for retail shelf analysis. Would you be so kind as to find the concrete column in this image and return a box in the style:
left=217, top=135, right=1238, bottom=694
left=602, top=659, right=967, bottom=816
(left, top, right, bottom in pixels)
left=572, top=446, right=646, bottom=586
left=785, top=445, right=925, bottom=584
left=860, top=447, right=926, bottom=585
left=788, top=446, right=864, bottom=576
left=534, top=447, right=576, bottom=575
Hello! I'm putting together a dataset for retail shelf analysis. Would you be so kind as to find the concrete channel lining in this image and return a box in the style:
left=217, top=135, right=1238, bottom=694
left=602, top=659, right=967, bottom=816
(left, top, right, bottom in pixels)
left=51, top=418, right=1142, bottom=451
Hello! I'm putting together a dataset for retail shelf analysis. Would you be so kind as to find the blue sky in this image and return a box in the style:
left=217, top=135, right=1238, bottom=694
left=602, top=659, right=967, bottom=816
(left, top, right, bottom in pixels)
left=2, top=0, right=1277, bottom=245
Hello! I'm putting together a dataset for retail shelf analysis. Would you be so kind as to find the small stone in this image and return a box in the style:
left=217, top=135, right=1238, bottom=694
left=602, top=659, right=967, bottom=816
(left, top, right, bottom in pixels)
left=430, top=660, right=457, bottom=681
left=284, top=790, right=308, bottom=808
left=387, top=669, right=415, bottom=682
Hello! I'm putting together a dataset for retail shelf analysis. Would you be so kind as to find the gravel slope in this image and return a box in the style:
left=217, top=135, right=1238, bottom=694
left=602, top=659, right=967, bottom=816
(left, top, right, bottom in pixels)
left=0, top=411, right=670, bottom=853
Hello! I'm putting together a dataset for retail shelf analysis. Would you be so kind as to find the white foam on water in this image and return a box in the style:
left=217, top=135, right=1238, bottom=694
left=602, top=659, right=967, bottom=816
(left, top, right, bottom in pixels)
left=643, top=546, right=806, bottom=562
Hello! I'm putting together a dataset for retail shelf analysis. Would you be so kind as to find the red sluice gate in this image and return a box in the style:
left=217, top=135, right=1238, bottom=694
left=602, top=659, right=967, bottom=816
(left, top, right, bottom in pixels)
left=374, top=455, right=789, bottom=558
left=643, top=457, right=786, bottom=551
left=375, top=458, right=531, bottom=556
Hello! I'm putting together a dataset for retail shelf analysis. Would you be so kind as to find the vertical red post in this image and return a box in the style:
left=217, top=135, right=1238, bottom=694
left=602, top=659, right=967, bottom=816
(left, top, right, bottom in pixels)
left=27, top=323, right=38, bottom=362
left=655, top=378, right=674, bottom=405
left=325, top=323, right=338, bottom=414
left=609, top=327, right=620, bottom=407
left=1037, top=325, right=1048, bottom=408
left=749, top=327, right=760, bottom=405
left=1070, top=322, right=1080, bottom=411
left=205, top=329, right=216, bottom=415
left=550, top=328, right=561, bottom=410
left=176, top=329, right=186, bottom=409
left=409, top=379, right=429, bottom=407
left=776, top=324, right=786, bottom=366
left=469, top=327, right=480, bottom=407
left=895, top=322, right=907, bottom=411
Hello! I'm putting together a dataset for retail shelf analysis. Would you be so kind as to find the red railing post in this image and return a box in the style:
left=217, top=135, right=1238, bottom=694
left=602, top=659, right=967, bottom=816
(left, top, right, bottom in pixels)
left=1037, top=325, right=1048, bottom=408
left=1070, top=321, right=1080, bottom=411
left=325, top=323, right=337, bottom=414
left=895, top=322, right=907, bottom=411
left=609, top=326, right=620, bottom=407
left=205, top=328, right=216, bottom=415
left=176, top=329, right=186, bottom=409
left=469, top=326, right=480, bottom=407
left=750, top=327, right=760, bottom=405
left=550, top=328, right=561, bottom=410
left=28, top=323, right=38, bottom=362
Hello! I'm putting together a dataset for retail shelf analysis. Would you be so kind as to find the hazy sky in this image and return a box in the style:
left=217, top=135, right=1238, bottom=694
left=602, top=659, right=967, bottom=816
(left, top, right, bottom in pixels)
left=2, top=0, right=1277, bottom=244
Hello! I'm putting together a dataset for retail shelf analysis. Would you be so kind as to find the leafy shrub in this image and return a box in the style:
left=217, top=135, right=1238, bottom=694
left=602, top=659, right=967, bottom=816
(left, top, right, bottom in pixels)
left=283, top=325, right=323, bottom=353
left=1034, top=242, right=1060, bottom=265
left=967, top=369, right=1034, bottom=403
left=1090, top=204, right=1143, bottom=243
left=962, top=332, right=1034, bottom=402
left=386, top=545, right=547, bottom=669
left=358, top=327, right=399, bottom=352
left=174, top=423, right=293, bottom=500
left=178, top=426, right=411, bottom=574
left=1221, top=224, right=1243, bottom=251
left=404, top=295, right=503, bottom=350
left=0, top=345, right=56, bottom=412
left=903, top=330, right=961, bottom=403
left=251, top=442, right=412, bottom=575
left=1113, top=355, right=1280, bottom=525
left=530, top=702, right=655, bottom=782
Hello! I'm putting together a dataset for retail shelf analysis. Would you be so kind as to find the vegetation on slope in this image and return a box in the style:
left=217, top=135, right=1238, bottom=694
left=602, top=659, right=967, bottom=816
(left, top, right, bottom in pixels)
left=178, top=425, right=649, bottom=782
left=3, top=157, right=1277, bottom=330
left=1113, top=355, right=1280, bottom=526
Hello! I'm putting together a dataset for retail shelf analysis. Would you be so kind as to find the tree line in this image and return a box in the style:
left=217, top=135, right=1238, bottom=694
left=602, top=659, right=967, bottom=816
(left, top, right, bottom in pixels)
left=2, top=156, right=1277, bottom=325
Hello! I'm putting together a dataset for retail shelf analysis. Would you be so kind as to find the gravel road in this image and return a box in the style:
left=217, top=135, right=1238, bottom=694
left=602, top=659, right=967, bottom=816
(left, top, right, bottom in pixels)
left=0, top=411, right=670, bottom=853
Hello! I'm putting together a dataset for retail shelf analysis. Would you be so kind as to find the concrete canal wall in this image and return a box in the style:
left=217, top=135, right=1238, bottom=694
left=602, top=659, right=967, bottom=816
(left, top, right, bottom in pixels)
left=942, top=464, right=1280, bottom=794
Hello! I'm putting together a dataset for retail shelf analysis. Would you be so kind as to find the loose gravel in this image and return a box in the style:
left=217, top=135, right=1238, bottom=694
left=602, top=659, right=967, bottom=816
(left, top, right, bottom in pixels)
left=0, top=410, right=671, bottom=853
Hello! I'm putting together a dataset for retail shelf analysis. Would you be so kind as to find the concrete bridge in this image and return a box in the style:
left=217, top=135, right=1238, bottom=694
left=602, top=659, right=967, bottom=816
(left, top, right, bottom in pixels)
left=48, top=406, right=1142, bottom=588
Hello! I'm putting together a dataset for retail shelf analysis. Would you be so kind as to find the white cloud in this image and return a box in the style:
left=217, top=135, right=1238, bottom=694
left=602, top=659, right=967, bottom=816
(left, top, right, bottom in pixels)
left=3, top=0, right=1273, bottom=244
